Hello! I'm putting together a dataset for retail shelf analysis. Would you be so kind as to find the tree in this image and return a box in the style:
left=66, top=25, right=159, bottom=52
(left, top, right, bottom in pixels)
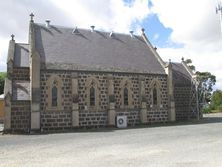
left=184, top=59, right=196, bottom=71
left=184, top=59, right=216, bottom=103
left=210, top=90, right=222, bottom=110
left=0, top=72, right=7, bottom=94
left=195, top=71, right=216, bottom=103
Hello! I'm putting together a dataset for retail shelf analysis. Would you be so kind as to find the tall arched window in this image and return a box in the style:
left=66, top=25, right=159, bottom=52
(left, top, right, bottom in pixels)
left=90, top=86, right=95, bottom=106
left=52, top=85, right=58, bottom=107
left=124, top=87, right=128, bottom=106
left=153, top=87, right=157, bottom=105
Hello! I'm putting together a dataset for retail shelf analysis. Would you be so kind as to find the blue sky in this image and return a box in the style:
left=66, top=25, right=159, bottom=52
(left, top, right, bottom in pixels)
left=0, top=0, right=221, bottom=89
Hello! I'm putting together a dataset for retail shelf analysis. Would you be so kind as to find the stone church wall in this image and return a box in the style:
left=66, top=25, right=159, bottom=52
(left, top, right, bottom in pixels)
left=40, top=70, right=168, bottom=130
left=41, top=111, right=72, bottom=131
left=147, top=108, right=168, bottom=123
left=11, top=101, right=30, bottom=132
left=174, top=86, right=191, bottom=120
left=12, top=67, right=30, bottom=81
left=116, top=110, right=140, bottom=126
left=79, top=110, right=107, bottom=128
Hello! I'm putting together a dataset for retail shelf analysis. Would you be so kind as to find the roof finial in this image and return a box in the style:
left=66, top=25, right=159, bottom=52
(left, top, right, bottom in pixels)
left=141, top=28, right=145, bottom=34
left=11, top=34, right=15, bottom=41
left=129, top=30, right=134, bottom=37
left=30, top=13, right=34, bottom=22
left=109, top=31, right=114, bottom=37
left=169, top=59, right=171, bottom=63
left=45, top=20, right=50, bottom=28
left=181, top=57, right=184, bottom=61
left=90, top=25, right=95, bottom=32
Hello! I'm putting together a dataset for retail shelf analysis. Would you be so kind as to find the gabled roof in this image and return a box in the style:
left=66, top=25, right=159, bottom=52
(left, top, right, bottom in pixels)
left=171, top=63, right=192, bottom=86
left=14, top=43, right=29, bottom=67
left=34, top=23, right=166, bottom=74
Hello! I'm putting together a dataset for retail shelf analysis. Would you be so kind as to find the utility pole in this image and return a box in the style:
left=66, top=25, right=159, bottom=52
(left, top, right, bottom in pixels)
left=216, top=1, right=222, bottom=34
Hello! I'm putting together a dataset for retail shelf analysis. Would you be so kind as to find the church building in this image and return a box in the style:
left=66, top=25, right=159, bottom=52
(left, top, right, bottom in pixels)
left=4, top=14, right=200, bottom=133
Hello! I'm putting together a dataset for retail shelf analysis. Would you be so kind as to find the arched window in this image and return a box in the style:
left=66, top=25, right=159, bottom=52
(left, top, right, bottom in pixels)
left=52, top=85, right=58, bottom=107
left=153, top=87, right=157, bottom=105
left=90, top=86, right=95, bottom=106
left=124, top=87, right=128, bottom=106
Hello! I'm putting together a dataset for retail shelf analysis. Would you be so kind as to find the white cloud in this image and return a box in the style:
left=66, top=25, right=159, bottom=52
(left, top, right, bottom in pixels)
left=0, top=0, right=150, bottom=71
left=52, top=0, right=150, bottom=32
left=151, top=0, right=222, bottom=89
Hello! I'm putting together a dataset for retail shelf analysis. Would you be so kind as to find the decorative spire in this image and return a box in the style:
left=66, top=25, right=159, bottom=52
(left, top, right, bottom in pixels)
left=30, top=13, right=34, bottom=22
left=181, top=57, right=184, bottom=61
left=11, top=34, right=15, bottom=41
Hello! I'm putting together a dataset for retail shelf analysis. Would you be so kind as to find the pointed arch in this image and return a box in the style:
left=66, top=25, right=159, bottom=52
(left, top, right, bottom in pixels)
left=90, top=86, right=95, bottom=106
left=51, top=84, right=58, bottom=107
left=150, top=79, right=161, bottom=108
left=86, top=76, right=100, bottom=110
left=46, top=75, right=63, bottom=110
left=124, top=87, right=129, bottom=106
left=120, top=78, right=133, bottom=108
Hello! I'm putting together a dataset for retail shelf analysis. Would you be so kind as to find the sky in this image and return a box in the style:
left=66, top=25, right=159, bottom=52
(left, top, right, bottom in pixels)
left=0, top=0, right=221, bottom=89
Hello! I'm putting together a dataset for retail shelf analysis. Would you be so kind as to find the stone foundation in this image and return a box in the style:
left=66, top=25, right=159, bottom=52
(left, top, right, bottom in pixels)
left=116, top=110, right=140, bottom=126
left=41, top=111, right=72, bottom=131
left=147, top=108, right=168, bottom=123
left=11, top=101, right=30, bottom=132
left=79, top=110, right=108, bottom=128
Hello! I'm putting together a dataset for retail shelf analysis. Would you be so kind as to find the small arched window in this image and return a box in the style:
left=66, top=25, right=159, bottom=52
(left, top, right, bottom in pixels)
left=153, top=87, right=157, bottom=105
left=124, top=87, right=128, bottom=106
left=90, top=86, right=95, bottom=106
left=52, top=85, right=58, bottom=107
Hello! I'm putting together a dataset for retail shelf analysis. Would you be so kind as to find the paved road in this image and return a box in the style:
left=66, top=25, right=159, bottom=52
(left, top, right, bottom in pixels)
left=0, top=113, right=222, bottom=167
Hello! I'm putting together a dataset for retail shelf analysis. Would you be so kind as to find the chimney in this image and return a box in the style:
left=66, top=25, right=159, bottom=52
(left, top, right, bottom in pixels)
left=45, top=20, right=50, bottom=28
left=90, top=25, right=95, bottom=32
left=129, top=31, right=134, bottom=37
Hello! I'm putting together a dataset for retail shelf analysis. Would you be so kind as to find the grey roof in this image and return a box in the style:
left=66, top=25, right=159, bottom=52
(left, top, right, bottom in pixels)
left=34, top=23, right=165, bottom=74
left=14, top=43, right=29, bottom=67
left=12, top=81, right=30, bottom=100
left=172, top=63, right=192, bottom=86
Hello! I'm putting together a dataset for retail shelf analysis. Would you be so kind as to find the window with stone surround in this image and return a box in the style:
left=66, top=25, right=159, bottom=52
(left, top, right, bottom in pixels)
left=124, top=87, right=129, bottom=106
left=153, top=85, right=157, bottom=105
left=120, top=78, right=133, bottom=108
left=46, top=75, right=63, bottom=111
left=90, top=86, right=95, bottom=106
left=86, top=77, right=100, bottom=111
left=52, top=83, right=58, bottom=107
left=150, top=79, right=161, bottom=108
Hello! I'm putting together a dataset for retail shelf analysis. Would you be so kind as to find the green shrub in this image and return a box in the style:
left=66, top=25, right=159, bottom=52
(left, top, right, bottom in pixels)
left=202, top=106, right=211, bottom=113
left=216, top=104, right=222, bottom=112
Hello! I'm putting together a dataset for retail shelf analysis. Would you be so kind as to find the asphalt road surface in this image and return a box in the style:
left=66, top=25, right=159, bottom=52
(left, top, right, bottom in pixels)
left=0, top=113, right=222, bottom=167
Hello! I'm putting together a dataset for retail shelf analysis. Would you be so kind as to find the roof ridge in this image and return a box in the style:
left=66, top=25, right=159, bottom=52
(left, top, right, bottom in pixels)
left=34, top=22, right=142, bottom=38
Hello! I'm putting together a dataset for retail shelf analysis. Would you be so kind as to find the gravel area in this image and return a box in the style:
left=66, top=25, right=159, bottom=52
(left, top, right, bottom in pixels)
left=0, top=113, right=222, bottom=167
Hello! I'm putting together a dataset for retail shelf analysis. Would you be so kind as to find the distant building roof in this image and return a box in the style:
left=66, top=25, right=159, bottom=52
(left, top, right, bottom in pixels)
left=33, top=23, right=166, bottom=74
